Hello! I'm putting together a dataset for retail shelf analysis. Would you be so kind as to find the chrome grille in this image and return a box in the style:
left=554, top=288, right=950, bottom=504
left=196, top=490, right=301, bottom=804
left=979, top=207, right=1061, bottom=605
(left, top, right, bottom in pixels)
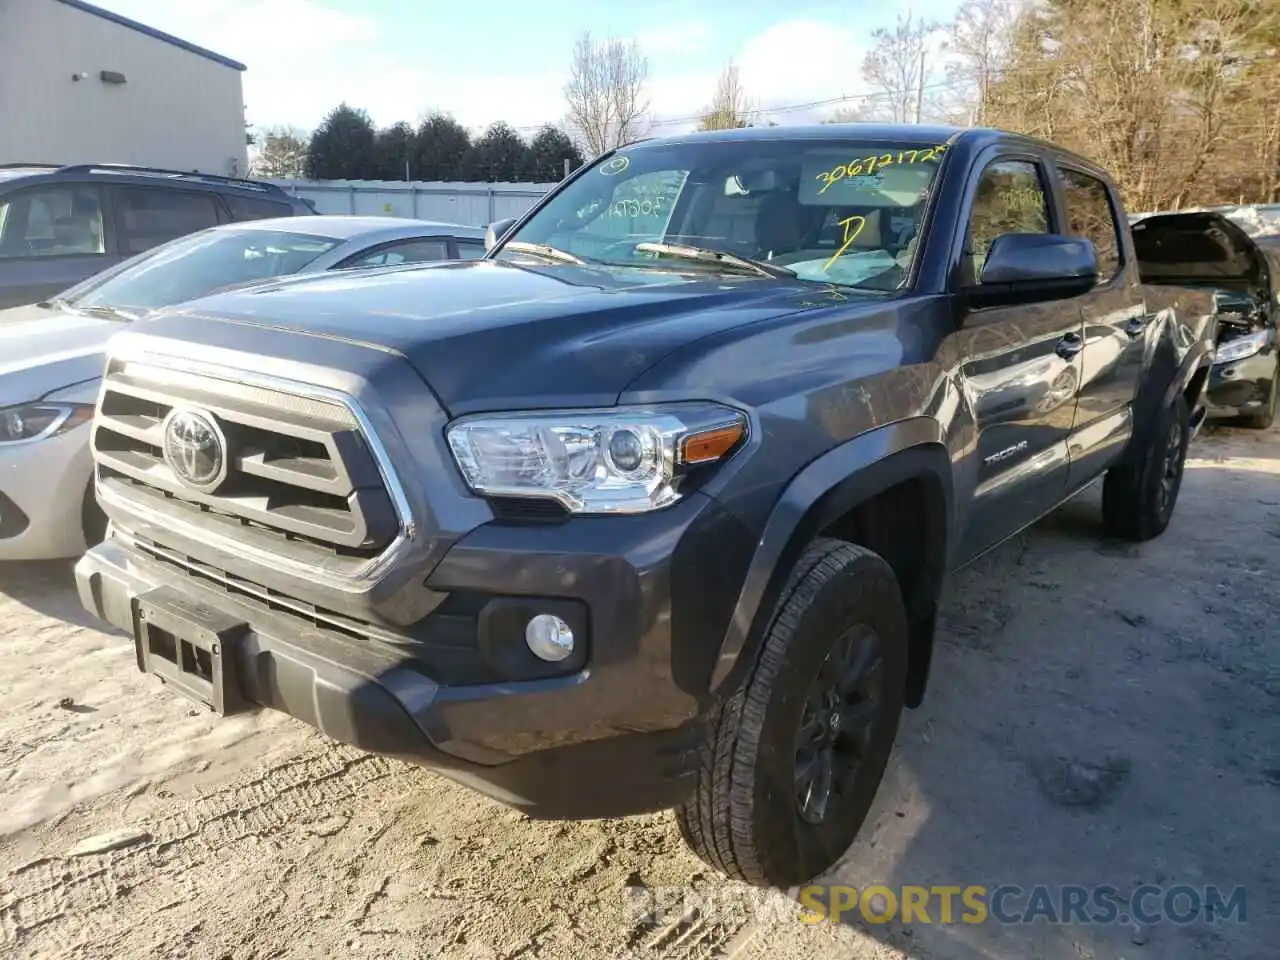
left=93, top=362, right=399, bottom=556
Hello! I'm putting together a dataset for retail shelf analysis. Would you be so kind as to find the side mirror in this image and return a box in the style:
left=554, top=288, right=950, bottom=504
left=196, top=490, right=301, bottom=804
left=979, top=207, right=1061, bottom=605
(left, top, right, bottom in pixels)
left=967, top=233, right=1098, bottom=306
left=484, top=217, right=517, bottom=252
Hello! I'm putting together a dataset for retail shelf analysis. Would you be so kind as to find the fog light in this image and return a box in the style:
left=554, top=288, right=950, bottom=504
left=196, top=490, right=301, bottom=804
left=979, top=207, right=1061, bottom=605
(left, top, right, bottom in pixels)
left=525, top=613, right=575, bottom=662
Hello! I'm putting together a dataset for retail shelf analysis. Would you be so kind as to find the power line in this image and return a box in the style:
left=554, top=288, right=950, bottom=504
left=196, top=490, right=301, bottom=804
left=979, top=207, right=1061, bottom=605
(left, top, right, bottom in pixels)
left=510, top=80, right=971, bottom=135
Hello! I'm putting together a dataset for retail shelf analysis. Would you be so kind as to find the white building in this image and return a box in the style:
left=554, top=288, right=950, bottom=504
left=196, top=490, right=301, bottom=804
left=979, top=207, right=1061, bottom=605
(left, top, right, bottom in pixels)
left=0, top=0, right=248, bottom=175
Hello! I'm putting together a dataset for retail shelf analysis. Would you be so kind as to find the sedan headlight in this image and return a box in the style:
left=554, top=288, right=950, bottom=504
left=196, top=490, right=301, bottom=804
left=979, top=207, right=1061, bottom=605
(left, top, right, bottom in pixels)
left=1214, top=330, right=1270, bottom=365
left=0, top=402, right=94, bottom=443
left=446, top=403, right=747, bottom=514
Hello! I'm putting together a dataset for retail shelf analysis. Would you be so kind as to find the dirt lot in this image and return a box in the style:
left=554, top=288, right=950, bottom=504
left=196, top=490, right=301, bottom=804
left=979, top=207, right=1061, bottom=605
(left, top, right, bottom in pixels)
left=1, top=424, right=1277, bottom=960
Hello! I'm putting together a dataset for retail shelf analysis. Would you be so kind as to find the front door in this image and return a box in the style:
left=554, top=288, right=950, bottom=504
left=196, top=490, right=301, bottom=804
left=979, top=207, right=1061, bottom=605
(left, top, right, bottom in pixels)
left=0, top=183, right=116, bottom=308
left=1055, top=166, right=1148, bottom=488
left=951, top=157, right=1085, bottom=563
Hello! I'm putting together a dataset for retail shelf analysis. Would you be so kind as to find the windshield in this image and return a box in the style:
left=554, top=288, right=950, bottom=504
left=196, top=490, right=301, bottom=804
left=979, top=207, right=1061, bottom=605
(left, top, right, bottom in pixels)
left=500, top=137, right=950, bottom=290
left=67, top=228, right=341, bottom=312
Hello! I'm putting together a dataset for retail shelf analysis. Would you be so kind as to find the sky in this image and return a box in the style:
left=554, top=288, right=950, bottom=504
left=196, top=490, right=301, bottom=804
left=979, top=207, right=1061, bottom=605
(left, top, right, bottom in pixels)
left=92, top=0, right=967, bottom=137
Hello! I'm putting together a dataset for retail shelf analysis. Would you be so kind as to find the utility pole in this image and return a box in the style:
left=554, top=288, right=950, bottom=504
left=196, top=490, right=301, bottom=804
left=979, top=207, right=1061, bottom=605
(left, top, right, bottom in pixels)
left=914, top=47, right=926, bottom=123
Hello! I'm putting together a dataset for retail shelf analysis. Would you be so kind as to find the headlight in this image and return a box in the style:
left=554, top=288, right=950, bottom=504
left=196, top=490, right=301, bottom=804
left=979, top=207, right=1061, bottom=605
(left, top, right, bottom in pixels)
left=446, top=403, right=747, bottom=514
left=1214, top=330, right=1270, bottom=364
left=0, top=402, right=94, bottom=443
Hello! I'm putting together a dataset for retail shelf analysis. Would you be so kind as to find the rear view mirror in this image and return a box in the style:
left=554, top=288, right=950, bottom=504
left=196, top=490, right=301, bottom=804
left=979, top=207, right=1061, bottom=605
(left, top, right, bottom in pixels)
left=484, top=217, right=517, bottom=252
left=968, top=233, right=1098, bottom=306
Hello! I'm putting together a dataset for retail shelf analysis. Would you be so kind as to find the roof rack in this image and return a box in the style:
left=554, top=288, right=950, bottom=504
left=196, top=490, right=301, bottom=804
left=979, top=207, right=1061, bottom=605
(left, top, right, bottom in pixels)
left=52, top=164, right=286, bottom=195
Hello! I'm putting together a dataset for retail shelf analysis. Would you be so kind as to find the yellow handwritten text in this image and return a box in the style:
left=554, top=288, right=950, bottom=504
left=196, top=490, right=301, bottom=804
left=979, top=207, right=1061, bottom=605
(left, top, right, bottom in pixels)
left=815, top=144, right=948, bottom=196
left=822, top=215, right=868, bottom=271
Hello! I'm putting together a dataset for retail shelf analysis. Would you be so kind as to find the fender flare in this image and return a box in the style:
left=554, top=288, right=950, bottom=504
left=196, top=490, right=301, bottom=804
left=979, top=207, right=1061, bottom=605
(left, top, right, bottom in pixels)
left=1165, top=338, right=1215, bottom=410
left=708, top=417, right=954, bottom=695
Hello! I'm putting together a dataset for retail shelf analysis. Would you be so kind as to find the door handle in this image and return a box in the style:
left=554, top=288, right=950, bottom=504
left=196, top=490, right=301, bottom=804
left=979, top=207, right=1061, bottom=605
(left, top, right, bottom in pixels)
left=1055, top=333, right=1084, bottom=360
left=1124, top=315, right=1150, bottom=338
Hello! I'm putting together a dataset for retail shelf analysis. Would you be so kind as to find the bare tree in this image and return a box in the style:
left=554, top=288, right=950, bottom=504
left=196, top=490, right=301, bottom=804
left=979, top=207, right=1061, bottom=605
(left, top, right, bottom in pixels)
left=563, top=31, right=650, bottom=157
left=982, top=0, right=1280, bottom=210
left=862, top=12, right=939, bottom=123
left=698, top=60, right=755, bottom=130
left=944, top=0, right=1019, bottom=125
left=251, top=125, right=309, bottom=179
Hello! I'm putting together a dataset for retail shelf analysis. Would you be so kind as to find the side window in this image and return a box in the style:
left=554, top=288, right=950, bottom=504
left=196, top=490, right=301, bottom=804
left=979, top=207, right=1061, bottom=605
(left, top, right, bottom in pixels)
left=115, top=187, right=221, bottom=255
left=967, top=160, right=1050, bottom=282
left=1059, top=168, right=1122, bottom=282
left=342, top=238, right=448, bottom=269
left=224, top=195, right=295, bottom=222
left=0, top=185, right=105, bottom=259
left=454, top=240, right=486, bottom=260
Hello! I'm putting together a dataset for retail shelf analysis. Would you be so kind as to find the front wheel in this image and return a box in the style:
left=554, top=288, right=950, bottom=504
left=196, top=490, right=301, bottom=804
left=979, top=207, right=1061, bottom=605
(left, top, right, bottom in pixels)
left=676, top=539, right=908, bottom=887
left=1102, top=393, right=1190, bottom=541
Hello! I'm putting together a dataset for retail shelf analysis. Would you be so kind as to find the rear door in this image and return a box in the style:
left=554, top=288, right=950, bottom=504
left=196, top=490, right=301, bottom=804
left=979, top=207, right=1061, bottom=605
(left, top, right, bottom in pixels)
left=108, top=185, right=222, bottom=257
left=951, top=152, right=1086, bottom=563
left=1052, top=165, right=1148, bottom=488
left=0, top=182, right=118, bottom=307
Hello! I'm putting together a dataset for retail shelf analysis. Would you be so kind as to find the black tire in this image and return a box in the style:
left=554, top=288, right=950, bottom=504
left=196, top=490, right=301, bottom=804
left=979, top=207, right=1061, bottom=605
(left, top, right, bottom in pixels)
left=1240, top=369, right=1278, bottom=430
left=1102, top=393, right=1190, bottom=541
left=676, top=538, right=908, bottom=887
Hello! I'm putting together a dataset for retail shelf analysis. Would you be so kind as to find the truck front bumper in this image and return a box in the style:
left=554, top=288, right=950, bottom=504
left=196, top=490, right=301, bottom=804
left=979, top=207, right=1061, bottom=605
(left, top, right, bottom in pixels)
left=1205, top=352, right=1277, bottom=418
left=75, top=492, right=755, bottom=819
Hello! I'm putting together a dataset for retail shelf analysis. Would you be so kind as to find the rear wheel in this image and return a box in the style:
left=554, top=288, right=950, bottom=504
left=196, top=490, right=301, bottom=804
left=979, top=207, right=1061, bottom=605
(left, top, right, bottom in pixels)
left=1102, top=393, right=1190, bottom=541
left=676, top=539, right=908, bottom=887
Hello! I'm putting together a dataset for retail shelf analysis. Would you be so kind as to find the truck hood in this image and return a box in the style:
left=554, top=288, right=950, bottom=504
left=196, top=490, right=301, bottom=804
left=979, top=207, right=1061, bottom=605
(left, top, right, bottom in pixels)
left=1134, top=212, right=1272, bottom=296
left=160, top=259, right=881, bottom=413
left=0, top=303, right=121, bottom=405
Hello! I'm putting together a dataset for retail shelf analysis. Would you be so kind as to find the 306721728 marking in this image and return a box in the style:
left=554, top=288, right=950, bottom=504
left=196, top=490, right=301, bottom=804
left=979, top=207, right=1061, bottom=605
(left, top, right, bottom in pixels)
left=815, top=144, right=948, bottom=196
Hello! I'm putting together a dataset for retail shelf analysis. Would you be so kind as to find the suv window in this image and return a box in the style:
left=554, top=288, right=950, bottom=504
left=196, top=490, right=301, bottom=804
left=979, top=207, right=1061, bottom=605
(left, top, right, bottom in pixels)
left=455, top=240, right=485, bottom=260
left=967, top=160, right=1050, bottom=282
left=0, top=185, right=105, bottom=259
left=343, top=238, right=449, bottom=268
left=115, top=187, right=221, bottom=255
left=1060, top=168, right=1122, bottom=282
left=224, top=194, right=295, bottom=222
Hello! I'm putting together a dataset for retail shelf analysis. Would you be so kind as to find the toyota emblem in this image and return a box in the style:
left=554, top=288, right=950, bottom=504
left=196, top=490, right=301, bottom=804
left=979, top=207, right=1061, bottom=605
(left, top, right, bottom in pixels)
left=162, top=408, right=227, bottom=492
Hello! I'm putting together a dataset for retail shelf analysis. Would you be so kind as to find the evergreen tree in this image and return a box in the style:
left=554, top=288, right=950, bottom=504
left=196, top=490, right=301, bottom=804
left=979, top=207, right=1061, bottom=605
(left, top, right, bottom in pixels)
left=467, top=122, right=530, bottom=182
left=522, top=125, right=584, bottom=182
left=412, top=114, right=472, bottom=181
left=373, top=121, right=415, bottom=180
left=306, top=104, right=377, bottom=179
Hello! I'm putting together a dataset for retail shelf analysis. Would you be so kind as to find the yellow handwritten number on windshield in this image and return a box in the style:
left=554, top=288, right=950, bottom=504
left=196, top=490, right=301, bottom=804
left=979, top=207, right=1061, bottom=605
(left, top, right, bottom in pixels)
left=823, top=216, right=868, bottom=271
left=815, top=144, right=947, bottom=195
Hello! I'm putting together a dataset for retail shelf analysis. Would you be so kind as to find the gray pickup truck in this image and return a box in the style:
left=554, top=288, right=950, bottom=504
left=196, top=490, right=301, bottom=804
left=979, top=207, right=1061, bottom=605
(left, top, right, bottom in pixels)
left=74, top=125, right=1241, bottom=887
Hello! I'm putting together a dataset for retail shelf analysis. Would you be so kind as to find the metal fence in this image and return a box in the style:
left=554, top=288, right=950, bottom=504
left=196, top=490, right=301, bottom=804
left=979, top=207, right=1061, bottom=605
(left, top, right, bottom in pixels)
left=268, top=178, right=558, bottom=226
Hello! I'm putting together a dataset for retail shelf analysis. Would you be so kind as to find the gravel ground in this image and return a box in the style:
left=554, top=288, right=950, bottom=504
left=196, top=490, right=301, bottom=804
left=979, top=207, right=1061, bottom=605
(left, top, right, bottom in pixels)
left=1, top=424, right=1277, bottom=960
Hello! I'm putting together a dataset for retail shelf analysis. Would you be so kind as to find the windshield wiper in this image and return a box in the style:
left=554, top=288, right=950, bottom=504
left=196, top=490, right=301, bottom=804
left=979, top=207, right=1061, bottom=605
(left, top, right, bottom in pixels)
left=634, top=242, right=796, bottom=279
left=36, top=297, right=69, bottom=310
left=501, top=241, right=585, bottom=265
left=75, top=304, right=141, bottom=322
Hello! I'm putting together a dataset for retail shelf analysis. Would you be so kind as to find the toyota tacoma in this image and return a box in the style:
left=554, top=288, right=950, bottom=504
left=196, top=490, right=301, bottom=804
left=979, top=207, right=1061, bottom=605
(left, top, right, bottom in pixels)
left=75, top=126, right=1234, bottom=886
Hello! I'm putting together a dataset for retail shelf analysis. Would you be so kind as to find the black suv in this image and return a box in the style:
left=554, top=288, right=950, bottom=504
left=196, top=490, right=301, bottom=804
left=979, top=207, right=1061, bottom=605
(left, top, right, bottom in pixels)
left=0, top=163, right=313, bottom=308
left=75, top=126, right=1235, bottom=886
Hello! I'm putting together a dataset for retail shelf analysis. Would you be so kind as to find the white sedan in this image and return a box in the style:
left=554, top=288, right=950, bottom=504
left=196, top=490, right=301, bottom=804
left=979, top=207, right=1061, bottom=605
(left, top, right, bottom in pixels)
left=0, top=215, right=485, bottom=560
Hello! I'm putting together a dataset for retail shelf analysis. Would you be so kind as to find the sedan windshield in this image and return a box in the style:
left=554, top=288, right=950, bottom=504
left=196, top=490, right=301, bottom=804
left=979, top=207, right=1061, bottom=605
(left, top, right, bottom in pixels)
left=500, top=137, right=951, bottom=290
left=65, top=228, right=341, bottom=313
